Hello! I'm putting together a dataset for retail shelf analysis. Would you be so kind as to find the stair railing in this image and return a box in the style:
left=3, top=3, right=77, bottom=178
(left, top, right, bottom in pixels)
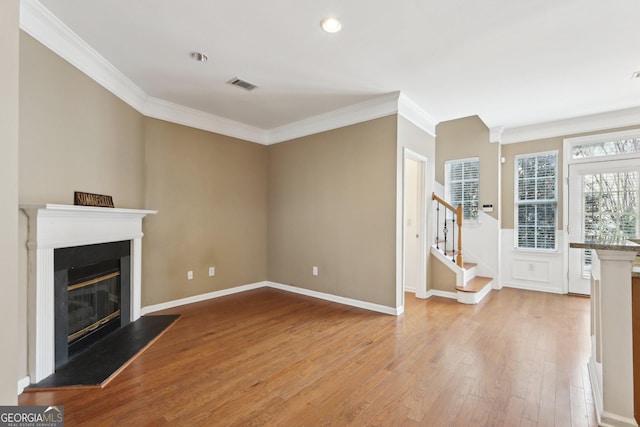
left=432, top=193, right=463, bottom=268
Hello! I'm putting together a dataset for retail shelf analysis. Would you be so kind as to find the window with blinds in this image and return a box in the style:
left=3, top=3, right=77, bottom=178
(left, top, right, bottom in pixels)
left=515, top=152, right=557, bottom=250
left=445, top=158, right=479, bottom=220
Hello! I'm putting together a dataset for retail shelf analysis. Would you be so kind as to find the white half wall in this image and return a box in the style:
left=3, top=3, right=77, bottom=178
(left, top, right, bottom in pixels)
left=500, top=229, right=565, bottom=294
left=461, top=211, right=499, bottom=281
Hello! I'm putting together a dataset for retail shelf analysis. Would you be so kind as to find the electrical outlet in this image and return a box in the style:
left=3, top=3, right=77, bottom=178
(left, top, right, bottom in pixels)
left=187, top=271, right=193, bottom=280
left=208, top=267, right=215, bottom=277
left=312, top=266, right=319, bottom=276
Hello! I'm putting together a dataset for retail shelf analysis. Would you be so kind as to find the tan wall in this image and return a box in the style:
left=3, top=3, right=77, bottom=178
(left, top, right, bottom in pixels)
left=435, top=116, right=499, bottom=220
left=19, top=33, right=145, bottom=207
left=268, top=116, right=398, bottom=307
left=0, top=0, right=20, bottom=405
left=500, top=125, right=640, bottom=230
left=430, top=258, right=457, bottom=293
left=18, top=33, right=146, bottom=378
left=143, top=118, right=268, bottom=306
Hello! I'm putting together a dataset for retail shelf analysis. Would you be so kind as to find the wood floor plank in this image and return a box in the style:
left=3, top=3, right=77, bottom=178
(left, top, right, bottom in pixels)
left=19, top=287, right=597, bottom=426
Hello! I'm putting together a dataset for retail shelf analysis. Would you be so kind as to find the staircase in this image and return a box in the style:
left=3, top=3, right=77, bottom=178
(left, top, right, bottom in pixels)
left=456, top=261, right=493, bottom=304
left=431, top=192, right=493, bottom=304
left=431, top=245, right=493, bottom=304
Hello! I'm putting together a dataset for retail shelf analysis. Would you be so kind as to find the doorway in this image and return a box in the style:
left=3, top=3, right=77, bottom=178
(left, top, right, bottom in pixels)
left=568, top=158, right=640, bottom=294
left=403, top=150, right=427, bottom=300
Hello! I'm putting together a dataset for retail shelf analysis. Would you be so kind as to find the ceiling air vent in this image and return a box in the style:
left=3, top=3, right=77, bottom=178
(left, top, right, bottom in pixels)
left=227, top=77, right=258, bottom=91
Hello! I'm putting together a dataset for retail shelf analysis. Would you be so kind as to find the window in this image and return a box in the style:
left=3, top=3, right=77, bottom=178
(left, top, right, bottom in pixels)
left=572, top=137, right=640, bottom=160
left=582, top=171, right=639, bottom=274
left=445, top=158, right=479, bottom=220
left=515, top=152, right=557, bottom=250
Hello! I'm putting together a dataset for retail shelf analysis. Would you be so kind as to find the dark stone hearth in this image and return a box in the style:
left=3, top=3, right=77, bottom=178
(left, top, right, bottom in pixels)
left=27, top=315, right=180, bottom=389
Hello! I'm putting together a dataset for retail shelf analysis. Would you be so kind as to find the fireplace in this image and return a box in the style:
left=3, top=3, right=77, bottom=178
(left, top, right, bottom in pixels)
left=54, top=241, right=131, bottom=368
left=21, top=204, right=156, bottom=383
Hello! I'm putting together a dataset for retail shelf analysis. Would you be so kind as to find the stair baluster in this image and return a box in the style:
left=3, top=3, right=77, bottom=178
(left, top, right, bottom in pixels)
left=435, top=202, right=440, bottom=251
left=431, top=193, right=464, bottom=268
left=451, top=216, right=456, bottom=263
left=442, top=214, right=448, bottom=256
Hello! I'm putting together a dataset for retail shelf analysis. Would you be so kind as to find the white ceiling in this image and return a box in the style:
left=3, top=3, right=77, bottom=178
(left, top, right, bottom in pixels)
left=34, top=0, right=640, bottom=135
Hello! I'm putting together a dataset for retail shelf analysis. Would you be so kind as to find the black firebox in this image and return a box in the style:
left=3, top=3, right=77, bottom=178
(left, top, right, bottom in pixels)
left=54, top=241, right=131, bottom=368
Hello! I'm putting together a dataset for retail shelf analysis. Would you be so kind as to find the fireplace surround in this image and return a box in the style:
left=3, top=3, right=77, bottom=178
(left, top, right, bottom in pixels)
left=21, top=204, right=156, bottom=383
left=55, top=240, right=131, bottom=368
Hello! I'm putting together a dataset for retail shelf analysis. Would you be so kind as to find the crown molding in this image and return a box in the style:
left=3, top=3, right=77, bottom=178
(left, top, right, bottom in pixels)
left=20, top=0, right=269, bottom=144
left=18, top=1, right=405, bottom=146
left=19, top=0, right=148, bottom=112
left=489, top=126, right=504, bottom=143
left=143, top=97, right=268, bottom=144
left=500, top=106, right=640, bottom=144
left=19, top=0, right=440, bottom=145
left=266, top=92, right=402, bottom=144
left=397, top=94, right=437, bottom=137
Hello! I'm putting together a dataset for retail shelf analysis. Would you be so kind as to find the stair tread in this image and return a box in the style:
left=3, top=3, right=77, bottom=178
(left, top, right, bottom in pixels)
left=463, top=262, right=476, bottom=269
left=457, top=276, right=492, bottom=293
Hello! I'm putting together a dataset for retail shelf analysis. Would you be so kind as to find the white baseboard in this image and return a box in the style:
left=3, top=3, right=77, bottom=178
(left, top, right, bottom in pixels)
left=501, top=281, right=564, bottom=295
left=425, top=289, right=457, bottom=300
left=588, top=358, right=603, bottom=424
left=19, top=280, right=400, bottom=395
left=141, top=280, right=401, bottom=316
left=17, top=376, right=30, bottom=395
left=589, top=357, right=638, bottom=427
left=141, top=281, right=267, bottom=314
left=267, top=282, right=401, bottom=316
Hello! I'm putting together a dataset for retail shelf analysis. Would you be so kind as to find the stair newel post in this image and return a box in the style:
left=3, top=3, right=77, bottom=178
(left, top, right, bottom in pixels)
left=456, top=204, right=463, bottom=267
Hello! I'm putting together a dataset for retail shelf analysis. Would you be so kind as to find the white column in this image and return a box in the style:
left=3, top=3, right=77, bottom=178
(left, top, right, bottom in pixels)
left=594, top=249, right=638, bottom=427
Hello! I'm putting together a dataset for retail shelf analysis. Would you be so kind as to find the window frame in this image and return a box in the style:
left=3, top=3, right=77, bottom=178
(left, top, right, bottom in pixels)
left=568, top=129, right=640, bottom=165
left=514, top=150, right=559, bottom=251
left=444, top=157, right=480, bottom=222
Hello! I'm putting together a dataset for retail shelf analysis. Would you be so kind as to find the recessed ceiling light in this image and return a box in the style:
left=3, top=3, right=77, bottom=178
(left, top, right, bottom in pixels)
left=191, top=52, right=208, bottom=62
left=632, top=71, right=640, bottom=79
left=321, top=17, right=342, bottom=33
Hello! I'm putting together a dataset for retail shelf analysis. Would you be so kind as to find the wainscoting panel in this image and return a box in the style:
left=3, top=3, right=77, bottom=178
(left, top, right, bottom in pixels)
left=500, top=229, right=565, bottom=294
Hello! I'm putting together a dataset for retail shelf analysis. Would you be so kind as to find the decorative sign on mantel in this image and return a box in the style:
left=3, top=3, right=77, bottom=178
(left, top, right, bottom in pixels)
left=74, top=191, right=114, bottom=208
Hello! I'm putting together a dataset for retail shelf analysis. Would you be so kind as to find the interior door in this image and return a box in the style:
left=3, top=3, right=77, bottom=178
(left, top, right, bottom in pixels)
left=403, top=157, right=420, bottom=291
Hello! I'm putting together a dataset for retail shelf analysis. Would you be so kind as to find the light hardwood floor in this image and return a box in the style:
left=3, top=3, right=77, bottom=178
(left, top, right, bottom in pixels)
left=20, top=287, right=597, bottom=426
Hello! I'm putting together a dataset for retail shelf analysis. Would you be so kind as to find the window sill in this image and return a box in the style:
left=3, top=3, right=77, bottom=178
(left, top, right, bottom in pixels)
left=512, top=247, right=561, bottom=256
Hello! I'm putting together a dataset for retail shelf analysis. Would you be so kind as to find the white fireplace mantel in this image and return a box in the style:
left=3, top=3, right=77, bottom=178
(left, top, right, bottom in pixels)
left=20, top=204, right=157, bottom=383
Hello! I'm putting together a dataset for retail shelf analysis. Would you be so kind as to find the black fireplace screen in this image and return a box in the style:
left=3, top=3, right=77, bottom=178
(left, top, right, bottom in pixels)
left=67, top=271, right=121, bottom=344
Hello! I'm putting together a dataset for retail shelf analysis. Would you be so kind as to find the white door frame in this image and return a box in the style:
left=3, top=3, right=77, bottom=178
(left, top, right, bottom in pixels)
left=402, top=148, right=428, bottom=302
left=563, top=129, right=640, bottom=294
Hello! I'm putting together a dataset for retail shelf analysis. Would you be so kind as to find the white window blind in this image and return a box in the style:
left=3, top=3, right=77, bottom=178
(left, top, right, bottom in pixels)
left=445, top=158, right=479, bottom=220
left=515, top=152, right=557, bottom=250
